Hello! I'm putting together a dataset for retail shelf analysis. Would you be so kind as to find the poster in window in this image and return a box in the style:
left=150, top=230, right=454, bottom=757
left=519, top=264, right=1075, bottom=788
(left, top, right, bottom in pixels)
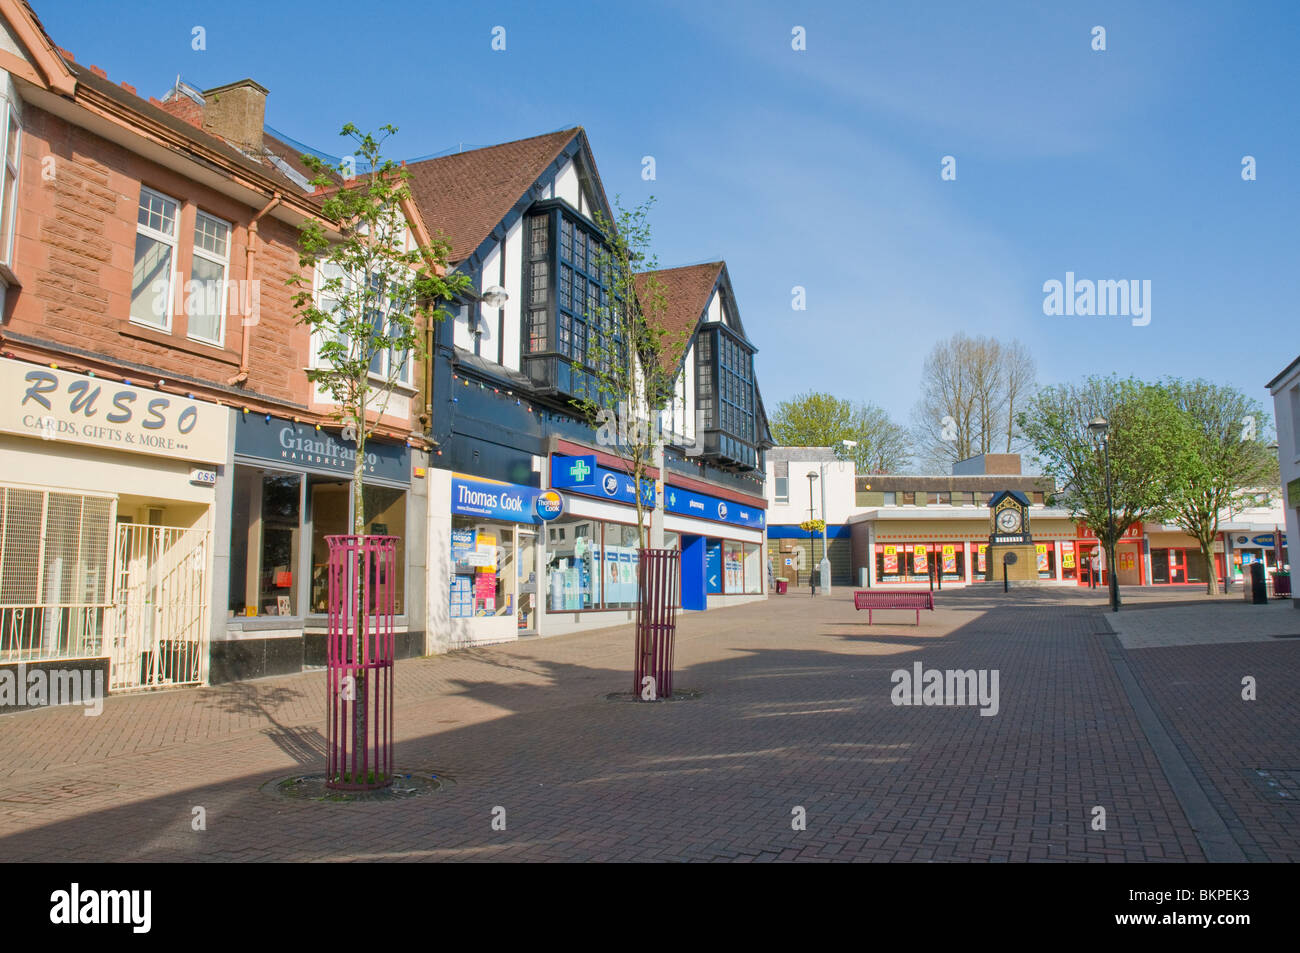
left=913, top=545, right=928, bottom=574
left=883, top=545, right=898, bottom=574
left=1036, top=544, right=1048, bottom=571
left=942, top=544, right=956, bottom=573
left=1062, top=541, right=1075, bottom=569
left=977, top=544, right=987, bottom=573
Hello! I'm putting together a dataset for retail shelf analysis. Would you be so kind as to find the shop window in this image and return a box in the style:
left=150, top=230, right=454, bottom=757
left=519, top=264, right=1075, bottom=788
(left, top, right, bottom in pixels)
left=937, top=543, right=965, bottom=581
left=307, top=478, right=349, bottom=612
left=546, top=517, right=601, bottom=610
left=1061, top=541, right=1078, bottom=580
left=451, top=516, right=514, bottom=617
left=602, top=523, right=641, bottom=609
left=723, top=540, right=745, bottom=592
left=1035, top=543, right=1056, bottom=579
left=228, top=467, right=301, bottom=617
left=743, top=542, right=762, bottom=593
left=363, top=485, right=406, bottom=613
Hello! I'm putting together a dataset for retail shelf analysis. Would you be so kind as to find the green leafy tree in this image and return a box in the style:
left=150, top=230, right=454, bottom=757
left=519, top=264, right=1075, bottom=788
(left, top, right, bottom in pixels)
left=1158, top=379, right=1278, bottom=594
left=771, top=391, right=912, bottom=472
left=288, top=125, right=466, bottom=780
left=1018, top=376, right=1191, bottom=558
left=289, top=124, right=467, bottom=535
left=575, top=197, right=686, bottom=548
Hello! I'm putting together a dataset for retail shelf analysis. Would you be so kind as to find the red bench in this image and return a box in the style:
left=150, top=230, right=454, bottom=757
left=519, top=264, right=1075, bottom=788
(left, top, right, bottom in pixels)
left=853, top=590, right=934, bottom=625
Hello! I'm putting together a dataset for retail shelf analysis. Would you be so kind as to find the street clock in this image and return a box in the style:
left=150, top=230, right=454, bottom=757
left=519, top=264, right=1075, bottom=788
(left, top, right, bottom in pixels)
left=989, top=491, right=1032, bottom=544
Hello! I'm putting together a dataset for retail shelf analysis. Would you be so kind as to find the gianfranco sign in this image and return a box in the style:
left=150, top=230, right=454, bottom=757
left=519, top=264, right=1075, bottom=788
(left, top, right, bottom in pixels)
left=1, top=360, right=229, bottom=464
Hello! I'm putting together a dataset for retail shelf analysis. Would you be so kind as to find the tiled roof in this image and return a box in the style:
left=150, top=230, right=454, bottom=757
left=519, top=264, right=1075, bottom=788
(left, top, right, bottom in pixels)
left=405, top=128, right=581, bottom=262
left=634, top=262, right=722, bottom=372
left=65, top=62, right=315, bottom=201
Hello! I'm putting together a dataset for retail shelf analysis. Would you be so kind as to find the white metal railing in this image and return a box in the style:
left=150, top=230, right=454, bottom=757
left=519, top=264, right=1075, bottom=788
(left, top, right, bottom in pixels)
left=0, top=604, right=107, bottom=662
left=109, top=523, right=210, bottom=691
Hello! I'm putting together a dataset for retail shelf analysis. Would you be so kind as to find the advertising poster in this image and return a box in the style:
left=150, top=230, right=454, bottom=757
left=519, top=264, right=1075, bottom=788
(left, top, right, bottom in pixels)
left=1062, top=541, right=1075, bottom=569
left=1036, top=544, right=1048, bottom=571
left=883, top=545, right=898, bottom=574
left=942, top=544, right=956, bottom=573
left=451, top=527, right=476, bottom=569
left=913, top=545, right=928, bottom=574
left=978, top=544, right=987, bottom=573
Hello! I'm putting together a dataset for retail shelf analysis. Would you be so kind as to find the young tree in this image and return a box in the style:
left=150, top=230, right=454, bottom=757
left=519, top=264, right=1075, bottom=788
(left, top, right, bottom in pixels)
left=1018, top=376, right=1190, bottom=566
left=770, top=391, right=912, bottom=472
left=575, top=197, right=686, bottom=548
left=290, top=124, right=466, bottom=534
left=288, top=125, right=466, bottom=782
left=1158, top=379, right=1278, bottom=594
left=911, top=333, right=1036, bottom=470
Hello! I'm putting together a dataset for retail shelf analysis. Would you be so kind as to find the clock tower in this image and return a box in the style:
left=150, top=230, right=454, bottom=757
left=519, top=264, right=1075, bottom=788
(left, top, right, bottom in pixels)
left=986, top=490, right=1038, bottom=582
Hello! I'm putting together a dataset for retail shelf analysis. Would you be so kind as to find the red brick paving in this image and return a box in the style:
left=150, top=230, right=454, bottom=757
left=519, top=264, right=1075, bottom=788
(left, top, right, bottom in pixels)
left=0, top=586, right=1292, bottom=861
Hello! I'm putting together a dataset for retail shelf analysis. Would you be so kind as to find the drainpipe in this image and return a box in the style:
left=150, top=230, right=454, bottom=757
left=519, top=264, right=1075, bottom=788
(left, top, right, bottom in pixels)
left=228, top=192, right=282, bottom=385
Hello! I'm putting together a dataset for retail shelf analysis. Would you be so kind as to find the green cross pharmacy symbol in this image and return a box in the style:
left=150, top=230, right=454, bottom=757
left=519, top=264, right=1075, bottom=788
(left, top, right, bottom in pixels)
left=570, top=460, right=591, bottom=482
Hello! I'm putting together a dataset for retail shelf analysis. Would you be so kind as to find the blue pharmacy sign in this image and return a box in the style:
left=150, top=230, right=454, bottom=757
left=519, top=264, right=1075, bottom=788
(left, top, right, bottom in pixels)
left=664, top=485, right=765, bottom=529
left=551, top=455, right=655, bottom=508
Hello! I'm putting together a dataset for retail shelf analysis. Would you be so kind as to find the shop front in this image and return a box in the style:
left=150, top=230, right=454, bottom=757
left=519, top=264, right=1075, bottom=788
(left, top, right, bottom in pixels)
left=664, top=483, right=765, bottom=610
left=1226, top=530, right=1288, bottom=585
left=0, top=359, right=229, bottom=702
left=851, top=514, right=1079, bottom=587
left=212, top=413, right=416, bottom=682
left=1075, top=522, right=1144, bottom=587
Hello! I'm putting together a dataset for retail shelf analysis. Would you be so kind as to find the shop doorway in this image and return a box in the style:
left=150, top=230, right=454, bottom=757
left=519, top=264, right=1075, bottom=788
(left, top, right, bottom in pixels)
left=517, top=531, right=538, bottom=634
left=110, top=522, right=210, bottom=691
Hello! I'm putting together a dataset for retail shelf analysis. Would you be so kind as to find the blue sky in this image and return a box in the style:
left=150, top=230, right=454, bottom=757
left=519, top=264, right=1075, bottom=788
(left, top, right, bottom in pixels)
left=34, top=0, right=1299, bottom=431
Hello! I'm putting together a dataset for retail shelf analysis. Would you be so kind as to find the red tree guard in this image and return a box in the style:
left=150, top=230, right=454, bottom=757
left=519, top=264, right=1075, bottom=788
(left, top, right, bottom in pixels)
left=326, top=535, right=396, bottom=790
left=634, top=548, right=680, bottom=699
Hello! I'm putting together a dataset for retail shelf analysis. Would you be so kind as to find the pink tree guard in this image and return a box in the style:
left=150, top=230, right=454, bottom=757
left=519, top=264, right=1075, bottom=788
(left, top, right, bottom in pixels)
left=326, top=534, right=396, bottom=790
left=634, top=548, right=680, bottom=699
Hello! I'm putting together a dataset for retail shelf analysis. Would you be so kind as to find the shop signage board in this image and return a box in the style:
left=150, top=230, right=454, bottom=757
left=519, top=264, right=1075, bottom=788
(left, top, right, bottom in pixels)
left=664, top=485, right=765, bottom=529
left=451, top=475, right=563, bottom=524
left=552, top=455, right=655, bottom=508
left=235, top=414, right=408, bottom=482
left=705, top=541, right=723, bottom=594
left=2, top=359, right=230, bottom=464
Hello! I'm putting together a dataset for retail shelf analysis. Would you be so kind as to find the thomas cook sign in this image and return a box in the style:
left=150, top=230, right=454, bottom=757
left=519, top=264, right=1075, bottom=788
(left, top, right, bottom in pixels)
left=1, top=360, right=229, bottom=464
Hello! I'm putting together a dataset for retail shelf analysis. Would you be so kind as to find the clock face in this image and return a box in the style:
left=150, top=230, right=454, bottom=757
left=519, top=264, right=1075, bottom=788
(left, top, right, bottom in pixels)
left=996, top=508, right=1022, bottom=533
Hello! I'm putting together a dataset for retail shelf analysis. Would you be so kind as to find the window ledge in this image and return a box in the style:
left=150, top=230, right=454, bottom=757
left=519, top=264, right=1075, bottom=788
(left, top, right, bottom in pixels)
left=121, top=324, right=241, bottom=366
left=0, top=262, right=19, bottom=287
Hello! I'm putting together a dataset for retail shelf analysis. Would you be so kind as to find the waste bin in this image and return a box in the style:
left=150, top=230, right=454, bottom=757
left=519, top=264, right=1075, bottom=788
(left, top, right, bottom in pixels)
left=1271, top=571, right=1291, bottom=598
left=775, top=580, right=788, bottom=595
left=1245, top=562, right=1268, bottom=604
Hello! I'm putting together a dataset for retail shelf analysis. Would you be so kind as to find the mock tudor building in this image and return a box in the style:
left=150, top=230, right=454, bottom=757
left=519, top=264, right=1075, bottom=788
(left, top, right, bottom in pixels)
left=402, top=130, right=773, bottom=647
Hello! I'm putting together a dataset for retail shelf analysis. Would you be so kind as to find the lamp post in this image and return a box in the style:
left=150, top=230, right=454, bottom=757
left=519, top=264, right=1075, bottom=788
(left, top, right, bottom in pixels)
left=806, top=470, right=820, bottom=594
left=1088, top=415, right=1120, bottom=612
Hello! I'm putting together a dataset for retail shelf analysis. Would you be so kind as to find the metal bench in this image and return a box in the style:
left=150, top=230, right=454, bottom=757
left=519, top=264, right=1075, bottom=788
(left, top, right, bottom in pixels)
left=853, top=590, right=934, bottom=625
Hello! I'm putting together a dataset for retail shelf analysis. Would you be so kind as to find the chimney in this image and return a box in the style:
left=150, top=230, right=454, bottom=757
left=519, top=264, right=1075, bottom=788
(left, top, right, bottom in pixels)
left=200, top=79, right=268, bottom=153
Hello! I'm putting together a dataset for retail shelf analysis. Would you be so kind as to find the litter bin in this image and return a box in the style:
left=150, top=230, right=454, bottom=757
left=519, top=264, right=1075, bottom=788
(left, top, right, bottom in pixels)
left=775, top=580, right=788, bottom=595
left=1271, top=571, right=1291, bottom=598
left=1245, top=562, right=1268, bottom=604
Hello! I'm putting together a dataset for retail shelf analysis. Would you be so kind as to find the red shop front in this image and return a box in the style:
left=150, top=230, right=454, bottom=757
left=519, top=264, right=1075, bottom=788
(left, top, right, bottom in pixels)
left=1075, top=522, right=1144, bottom=586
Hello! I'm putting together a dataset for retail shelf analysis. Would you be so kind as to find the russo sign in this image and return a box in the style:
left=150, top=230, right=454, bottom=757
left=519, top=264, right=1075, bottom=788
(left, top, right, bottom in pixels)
left=234, top=414, right=409, bottom=482
left=451, top=475, right=562, bottom=524
left=1, top=360, right=229, bottom=464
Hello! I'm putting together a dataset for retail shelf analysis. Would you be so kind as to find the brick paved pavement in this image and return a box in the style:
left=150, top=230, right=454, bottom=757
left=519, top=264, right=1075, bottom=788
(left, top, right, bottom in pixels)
left=0, top=585, right=1294, bottom=862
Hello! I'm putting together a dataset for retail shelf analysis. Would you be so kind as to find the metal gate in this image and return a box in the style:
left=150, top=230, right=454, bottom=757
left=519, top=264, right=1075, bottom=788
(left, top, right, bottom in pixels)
left=109, top=523, right=210, bottom=691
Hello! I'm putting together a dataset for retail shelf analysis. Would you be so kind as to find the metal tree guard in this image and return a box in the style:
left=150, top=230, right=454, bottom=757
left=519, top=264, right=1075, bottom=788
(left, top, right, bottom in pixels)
left=326, top=534, right=397, bottom=790
left=634, top=548, right=680, bottom=700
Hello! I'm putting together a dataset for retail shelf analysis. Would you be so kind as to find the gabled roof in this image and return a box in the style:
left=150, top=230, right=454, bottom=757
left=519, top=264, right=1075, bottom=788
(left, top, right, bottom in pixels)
left=635, top=262, right=723, bottom=349
left=405, top=128, right=585, bottom=263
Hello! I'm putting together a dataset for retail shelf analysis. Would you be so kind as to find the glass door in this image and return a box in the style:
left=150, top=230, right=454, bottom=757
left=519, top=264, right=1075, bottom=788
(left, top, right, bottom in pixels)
left=517, top=531, right=537, bottom=633
left=1168, top=549, right=1186, bottom=584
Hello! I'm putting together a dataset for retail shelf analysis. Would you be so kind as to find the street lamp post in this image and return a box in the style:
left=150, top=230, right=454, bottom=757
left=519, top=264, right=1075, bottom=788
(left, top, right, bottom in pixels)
left=1088, top=416, right=1121, bottom=613
left=806, top=470, right=820, bottom=595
